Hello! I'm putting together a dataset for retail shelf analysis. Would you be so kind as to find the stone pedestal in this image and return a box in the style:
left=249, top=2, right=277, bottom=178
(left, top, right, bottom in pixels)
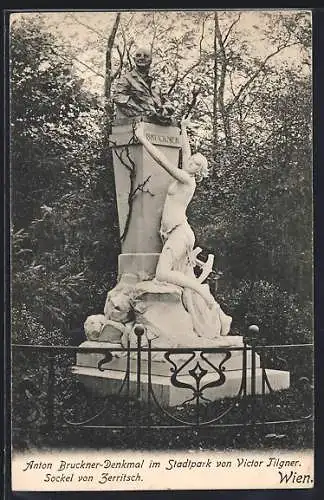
left=72, top=342, right=290, bottom=407
left=72, top=366, right=290, bottom=407
left=110, top=122, right=180, bottom=276
left=118, top=253, right=160, bottom=280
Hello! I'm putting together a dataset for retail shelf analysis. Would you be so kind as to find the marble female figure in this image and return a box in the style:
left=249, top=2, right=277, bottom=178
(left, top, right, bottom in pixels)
left=135, top=119, right=212, bottom=303
left=135, top=119, right=232, bottom=338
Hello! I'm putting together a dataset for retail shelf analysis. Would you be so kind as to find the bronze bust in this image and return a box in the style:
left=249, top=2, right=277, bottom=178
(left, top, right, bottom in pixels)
left=113, top=46, right=174, bottom=125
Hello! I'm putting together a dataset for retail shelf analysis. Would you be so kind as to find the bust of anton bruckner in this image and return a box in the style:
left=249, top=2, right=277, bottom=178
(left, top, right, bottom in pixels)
left=113, top=45, right=175, bottom=125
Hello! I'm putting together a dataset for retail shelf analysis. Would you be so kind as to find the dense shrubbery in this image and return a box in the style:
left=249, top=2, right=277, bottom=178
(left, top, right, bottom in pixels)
left=11, top=18, right=119, bottom=341
left=217, top=279, right=313, bottom=345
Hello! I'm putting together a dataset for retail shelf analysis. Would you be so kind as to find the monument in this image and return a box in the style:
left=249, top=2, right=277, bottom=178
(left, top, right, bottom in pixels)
left=72, top=46, right=290, bottom=406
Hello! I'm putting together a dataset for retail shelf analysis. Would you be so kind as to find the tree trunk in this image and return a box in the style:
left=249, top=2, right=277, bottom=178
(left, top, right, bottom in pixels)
left=213, top=11, right=218, bottom=162
left=104, top=12, right=121, bottom=139
left=214, top=12, right=232, bottom=149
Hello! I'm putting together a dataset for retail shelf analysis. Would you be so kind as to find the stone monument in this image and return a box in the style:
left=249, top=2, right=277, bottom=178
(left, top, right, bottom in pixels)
left=72, top=46, right=290, bottom=406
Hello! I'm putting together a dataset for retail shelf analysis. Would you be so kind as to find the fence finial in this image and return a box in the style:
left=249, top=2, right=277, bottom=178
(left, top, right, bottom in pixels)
left=248, top=324, right=259, bottom=335
left=134, top=323, right=146, bottom=337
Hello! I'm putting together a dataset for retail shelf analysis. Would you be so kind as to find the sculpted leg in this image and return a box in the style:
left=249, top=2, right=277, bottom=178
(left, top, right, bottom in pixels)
left=155, top=248, right=214, bottom=308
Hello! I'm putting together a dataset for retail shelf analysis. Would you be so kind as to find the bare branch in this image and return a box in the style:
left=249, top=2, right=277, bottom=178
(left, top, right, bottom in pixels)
left=131, top=176, right=154, bottom=200
left=227, top=42, right=299, bottom=112
left=198, top=14, right=208, bottom=54
left=72, top=55, right=105, bottom=78
left=122, top=14, right=134, bottom=31
left=112, top=43, right=126, bottom=80
left=44, top=42, right=105, bottom=79
left=67, top=13, right=108, bottom=41
left=214, top=12, right=232, bottom=147
left=167, top=16, right=207, bottom=96
left=154, top=26, right=175, bottom=42
left=167, top=68, right=179, bottom=96
left=104, top=12, right=121, bottom=99
left=150, top=12, right=158, bottom=52
left=121, top=147, right=136, bottom=242
left=119, top=25, right=134, bottom=70
left=201, top=98, right=212, bottom=115
left=228, top=69, right=237, bottom=100
left=184, top=85, right=201, bottom=117
left=126, top=40, right=135, bottom=70
left=222, top=13, right=241, bottom=46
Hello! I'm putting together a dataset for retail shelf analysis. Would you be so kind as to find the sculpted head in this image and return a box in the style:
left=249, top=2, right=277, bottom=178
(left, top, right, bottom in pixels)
left=134, top=46, right=152, bottom=71
left=185, top=153, right=209, bottom=182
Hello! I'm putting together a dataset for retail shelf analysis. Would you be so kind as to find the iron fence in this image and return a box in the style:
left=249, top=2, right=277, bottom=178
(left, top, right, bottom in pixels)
left=11, top=331, right=313, bottom=440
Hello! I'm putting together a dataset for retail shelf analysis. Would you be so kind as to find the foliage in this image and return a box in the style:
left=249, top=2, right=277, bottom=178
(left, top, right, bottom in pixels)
left=217, top=279, right=312, bottom=345
left=190, top=69, right=312, bottom=306
left=11, top=18, right=119, bottom=340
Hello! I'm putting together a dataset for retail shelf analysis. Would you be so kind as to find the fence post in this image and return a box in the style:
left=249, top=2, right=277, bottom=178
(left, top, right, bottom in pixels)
left=134, top=324, right=145, bottom=400
left=242, top=337, right=248, bottom=397
left=147, top=339, right=152, bottom=427
left=126, top=339, right=131, bottom=426
left=46, top=352, right=56, bottom=431
left=248, top=325, right=259, bottom=398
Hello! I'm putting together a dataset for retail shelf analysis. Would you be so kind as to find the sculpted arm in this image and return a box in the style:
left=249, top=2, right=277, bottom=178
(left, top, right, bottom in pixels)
left=135, top=123, right=190, bottom=184
left=180, top=117, right=192, bottom=166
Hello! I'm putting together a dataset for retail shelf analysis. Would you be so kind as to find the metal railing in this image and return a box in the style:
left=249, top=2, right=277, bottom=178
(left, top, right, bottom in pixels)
left=11, top=329, right=313, bottom=438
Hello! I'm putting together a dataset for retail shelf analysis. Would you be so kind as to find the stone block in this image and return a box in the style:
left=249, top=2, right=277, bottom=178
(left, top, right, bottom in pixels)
left=72, top=365, right=290, bottom=407
left=76, top=341, right=261, bottom=375
left=110, top=122, right=180, bottom=254
left=118, top=253, right=160, bottom=279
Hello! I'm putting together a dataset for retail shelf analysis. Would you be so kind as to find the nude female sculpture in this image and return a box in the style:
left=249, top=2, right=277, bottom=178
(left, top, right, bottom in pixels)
left=135, top=118, right=216, bottom=309
left=135, top=118, right=232, bottom=338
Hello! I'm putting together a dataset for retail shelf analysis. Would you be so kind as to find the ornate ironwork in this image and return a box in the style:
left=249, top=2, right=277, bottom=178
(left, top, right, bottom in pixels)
left=62, top=344, right=131, bottom=427
left=97, top=351, right=113, bottom=371
left=11, top=338, right=314, bottom=435
left=145, top=347, right=245, bottom=426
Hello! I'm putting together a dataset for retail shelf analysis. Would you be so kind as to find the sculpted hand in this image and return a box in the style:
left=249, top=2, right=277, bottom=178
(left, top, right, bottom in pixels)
left=181, top=116, right=192, bottom=129
left=134, top=122, right=145, bottom=141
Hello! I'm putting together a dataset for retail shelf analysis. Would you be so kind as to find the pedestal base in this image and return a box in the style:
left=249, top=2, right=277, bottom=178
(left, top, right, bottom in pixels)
left=110, top=122, right=180, bottom=254
left=76, top=340, right=259, bottom=374
left=72, top=365, right=290, bottom=407
left=73, top=341, right=290, bottom=407
left=118, top=253, right=159, bottom=279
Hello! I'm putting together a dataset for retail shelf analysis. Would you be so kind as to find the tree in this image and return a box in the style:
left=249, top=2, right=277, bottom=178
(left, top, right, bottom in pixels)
left=11, top=18, right=119, bottom=337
